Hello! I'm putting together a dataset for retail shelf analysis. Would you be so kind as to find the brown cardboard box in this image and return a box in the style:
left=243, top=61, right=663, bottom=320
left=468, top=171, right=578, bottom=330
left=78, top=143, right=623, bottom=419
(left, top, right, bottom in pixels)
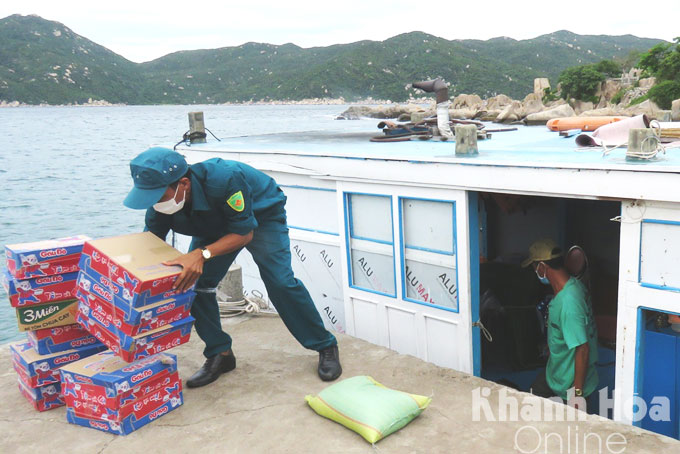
left=79, top=232, right=190, bottom=308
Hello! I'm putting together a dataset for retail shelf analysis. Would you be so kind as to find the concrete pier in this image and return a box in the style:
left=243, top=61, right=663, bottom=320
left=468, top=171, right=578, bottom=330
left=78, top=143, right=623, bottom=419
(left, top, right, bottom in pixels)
left=0, top=315, right=677, bottom=453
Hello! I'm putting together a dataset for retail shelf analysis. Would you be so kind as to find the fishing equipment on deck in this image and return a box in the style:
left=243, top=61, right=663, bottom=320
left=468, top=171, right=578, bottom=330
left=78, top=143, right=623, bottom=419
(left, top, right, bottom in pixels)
left=575, top=115, right=650, bottom=148
left=547, top=116, right=626, bottom=132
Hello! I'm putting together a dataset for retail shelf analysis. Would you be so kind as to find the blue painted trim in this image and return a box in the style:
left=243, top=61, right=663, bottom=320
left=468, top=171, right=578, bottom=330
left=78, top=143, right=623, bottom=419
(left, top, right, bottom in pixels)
left=288, top=225, right=340, bottom=236
left=404, top=245, right=454, bottom=255
left=347, top=284, right=396, bottom=298
left=630, top=305, right=680, bottom=429
left=638, top=218, right=644, bottom=285
left=638, top=306, right=680, bottom=316
left=640, top=282, right=680, bottom=293
left=468, top=192, right=481, bottom=377
left=347, top=192, right=393, bottom=244
left=399, top=197, right=455, bottom=254
left=390, top=197, right=397, bottom=297
left=278, top=184, right=335, bottom=192
left=633, top=307, right=645, bottom=427
left=344, top=191, right=396, bottom=297
left=638, top=219, right=680, bottom=290
left=401, top=297, right=459, bottom=313
left=352, top=235, right=393, bottom=246
left=398, top=197, right=407, bottom=308
left=397, top=196, right=459, bottom=314
left=343, top=193, right=354, bottom=297
left=642, top=219, right=680, bottom=226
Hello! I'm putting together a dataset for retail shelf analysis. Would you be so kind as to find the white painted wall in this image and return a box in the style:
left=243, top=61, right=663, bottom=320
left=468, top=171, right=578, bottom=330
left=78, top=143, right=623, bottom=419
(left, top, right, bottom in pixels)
left=615, top=200, right=680, bottom=425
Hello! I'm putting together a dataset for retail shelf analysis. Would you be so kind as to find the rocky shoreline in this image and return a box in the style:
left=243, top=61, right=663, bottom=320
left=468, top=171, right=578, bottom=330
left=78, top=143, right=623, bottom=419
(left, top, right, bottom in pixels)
left=338, top=78, right=680, bottom=124
left=0, top=97, right=403, bottom=108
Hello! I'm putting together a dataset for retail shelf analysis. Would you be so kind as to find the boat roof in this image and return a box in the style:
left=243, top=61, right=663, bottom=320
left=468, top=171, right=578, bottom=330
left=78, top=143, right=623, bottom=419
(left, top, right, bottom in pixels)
left=176, top=123, right=680, bottom=174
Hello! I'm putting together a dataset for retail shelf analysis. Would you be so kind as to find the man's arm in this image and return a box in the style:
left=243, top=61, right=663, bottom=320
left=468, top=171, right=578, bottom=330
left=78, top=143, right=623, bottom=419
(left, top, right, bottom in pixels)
left=568, top=342, right=589, bottom=409
left=573, top=342, right=589, bottom=391
left=163, top=231, right=254, bottom=292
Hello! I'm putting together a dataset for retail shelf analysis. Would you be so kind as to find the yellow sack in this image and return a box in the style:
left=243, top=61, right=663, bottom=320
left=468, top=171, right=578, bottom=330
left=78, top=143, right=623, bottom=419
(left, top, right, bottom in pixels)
left=305, top=375, right=431, bottom=444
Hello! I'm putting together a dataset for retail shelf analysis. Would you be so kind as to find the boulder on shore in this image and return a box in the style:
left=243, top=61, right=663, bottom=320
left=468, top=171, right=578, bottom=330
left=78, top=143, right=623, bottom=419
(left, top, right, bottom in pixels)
left=672, top=99, right=680, bottom=121
left=624, top=99, right=662, bottom=119
left=476, top=110, right=502, bottom=121
left=450, top=108, right=478, bottom=120
left=570, top=100, right=594, bottom=115
left=597, top=79, right=622, bottom=107
left=579, top=106, right=624, bottom=117
left=534, top=78, right=550, bottom=96
left=495, top=101, right=523, bottom=123
left=522, top=93, right=544, bottom=117
left=452, top=94, right=483, bottom=110
left=338, top=103, right=432, bottom=120
left=524, top=104, right=577, bottom=125
left=485, top=94, right=513, bottom=111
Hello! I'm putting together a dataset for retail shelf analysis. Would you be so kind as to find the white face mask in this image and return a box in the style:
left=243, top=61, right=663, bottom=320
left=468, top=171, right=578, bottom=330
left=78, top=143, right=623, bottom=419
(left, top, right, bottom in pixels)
left=153, top=184, right=185, bottom=215
left=535, top=262, right=550, bottom=285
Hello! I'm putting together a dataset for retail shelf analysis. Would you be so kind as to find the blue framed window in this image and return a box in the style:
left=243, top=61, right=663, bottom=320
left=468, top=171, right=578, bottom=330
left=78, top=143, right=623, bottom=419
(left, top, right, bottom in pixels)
left=399, top=197, right=459, bottom=312
left=279, top=185, right=339, bottom=236
left=639, top=219, right=680, bottom=292
left=344, top=193, right=396, bottom=297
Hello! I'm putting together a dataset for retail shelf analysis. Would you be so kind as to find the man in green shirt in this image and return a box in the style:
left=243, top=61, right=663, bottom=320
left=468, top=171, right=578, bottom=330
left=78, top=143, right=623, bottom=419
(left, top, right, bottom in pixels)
left=524, top=239, right=599, bottom=411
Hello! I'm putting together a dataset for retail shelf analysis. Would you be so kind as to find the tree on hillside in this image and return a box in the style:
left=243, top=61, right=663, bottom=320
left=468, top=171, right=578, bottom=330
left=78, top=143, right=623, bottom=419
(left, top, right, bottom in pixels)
left=594, top=60, right=622, bottom=78
left=558, top=65, right=605, bottom=102
left=638, top=42, right=673, bottom=75
left=639, top=37, right=680, bottom=109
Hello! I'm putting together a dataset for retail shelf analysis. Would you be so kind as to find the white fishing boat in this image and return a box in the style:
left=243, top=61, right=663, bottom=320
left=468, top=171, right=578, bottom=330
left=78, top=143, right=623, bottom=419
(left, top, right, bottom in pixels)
left=175, top=119, right=680, bottom=439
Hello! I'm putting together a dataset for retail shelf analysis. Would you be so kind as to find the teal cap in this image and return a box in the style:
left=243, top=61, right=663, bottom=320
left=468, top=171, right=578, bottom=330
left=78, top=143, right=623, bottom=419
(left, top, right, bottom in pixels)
left=123, top=147, right=188, bottom=210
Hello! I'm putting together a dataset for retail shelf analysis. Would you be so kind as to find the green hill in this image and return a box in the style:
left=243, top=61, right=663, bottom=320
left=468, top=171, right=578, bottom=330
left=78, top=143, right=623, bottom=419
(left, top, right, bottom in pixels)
left=0, top=14, right=667, bottom=104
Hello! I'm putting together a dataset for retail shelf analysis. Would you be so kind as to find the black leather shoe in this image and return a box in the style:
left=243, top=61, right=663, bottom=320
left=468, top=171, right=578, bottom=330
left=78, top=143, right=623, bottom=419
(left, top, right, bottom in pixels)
left=318, top=345, right=342, bottom=381
left=186, top=350, right=236, bottom=388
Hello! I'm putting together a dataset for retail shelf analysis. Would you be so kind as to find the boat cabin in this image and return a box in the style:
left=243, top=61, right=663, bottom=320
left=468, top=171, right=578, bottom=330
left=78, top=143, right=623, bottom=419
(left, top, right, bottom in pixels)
left=176, top=124, right=680, bottom=439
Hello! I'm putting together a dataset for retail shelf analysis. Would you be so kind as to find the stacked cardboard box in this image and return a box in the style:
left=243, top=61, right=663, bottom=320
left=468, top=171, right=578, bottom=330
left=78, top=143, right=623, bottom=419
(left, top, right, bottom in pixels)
left=76, top=232, right=195, bottom=362
left=60, top=351, right=183, bottom=435
left=3, top=236, right=107, bottom=411
left=27, top=323, right=101, bottom=354
left=2, top=236, right=91, bottom=331
left=10, top=340, right=107, bottom=411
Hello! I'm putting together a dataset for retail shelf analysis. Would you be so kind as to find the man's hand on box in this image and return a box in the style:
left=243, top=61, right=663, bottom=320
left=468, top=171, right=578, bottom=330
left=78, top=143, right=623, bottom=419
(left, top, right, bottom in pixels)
left=163, top=249, right=204, bottom=292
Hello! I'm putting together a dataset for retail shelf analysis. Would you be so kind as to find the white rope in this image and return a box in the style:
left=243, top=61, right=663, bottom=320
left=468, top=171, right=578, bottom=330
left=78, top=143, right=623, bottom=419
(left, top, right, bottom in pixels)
left=472, top=320, right=493, bottom=342
left=600, top=141, right=627, bottom=157
left=217, top=293, right=276, bottom=318
left=625, top=135, right=665, bottom=160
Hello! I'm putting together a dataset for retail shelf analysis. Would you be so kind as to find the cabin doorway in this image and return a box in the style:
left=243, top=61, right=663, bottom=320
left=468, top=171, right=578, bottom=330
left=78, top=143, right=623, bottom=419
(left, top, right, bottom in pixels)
left=475, top=192, right=620, bottom=418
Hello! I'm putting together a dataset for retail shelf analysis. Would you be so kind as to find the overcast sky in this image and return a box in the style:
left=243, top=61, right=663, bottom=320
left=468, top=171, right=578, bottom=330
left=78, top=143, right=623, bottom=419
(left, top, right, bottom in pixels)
left=2, top=1, right=678, bottom=63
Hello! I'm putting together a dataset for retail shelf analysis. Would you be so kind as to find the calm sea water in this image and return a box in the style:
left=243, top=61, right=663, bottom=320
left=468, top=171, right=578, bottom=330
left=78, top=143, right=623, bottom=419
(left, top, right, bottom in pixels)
left=0, top=104, right=376, bottom=344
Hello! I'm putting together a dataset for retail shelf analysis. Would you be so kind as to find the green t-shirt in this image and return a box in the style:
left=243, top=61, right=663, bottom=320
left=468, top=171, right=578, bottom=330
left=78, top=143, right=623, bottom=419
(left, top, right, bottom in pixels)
left=546, top=277, right=599, bottom=399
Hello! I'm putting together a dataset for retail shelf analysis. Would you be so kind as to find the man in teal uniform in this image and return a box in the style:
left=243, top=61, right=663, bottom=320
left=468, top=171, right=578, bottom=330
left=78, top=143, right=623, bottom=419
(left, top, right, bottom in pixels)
left=123, top=147, right=342, bottom=387
left=524, top=239, right=599, bottom=411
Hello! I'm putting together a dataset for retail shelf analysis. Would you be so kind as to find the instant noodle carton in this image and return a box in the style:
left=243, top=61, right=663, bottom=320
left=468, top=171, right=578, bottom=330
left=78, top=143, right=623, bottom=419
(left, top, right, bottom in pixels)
left=79, top=232, right=191, bottom=308
left=75, top=286, right=194, bottom=337
left=77, top=308, right=194, bottom=363
left=10, top=340, right=107, bottom=387
left=60, top=351, right=183, bottom=435
left=16, top=378, right=64, bottom=412
left=2, top=268, right=79, bottom=307
left=27, top=323, right=101, bottom=355
left=15, top=298, right=80, bottom=332
left=5, top=235, right=89, bottom=279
